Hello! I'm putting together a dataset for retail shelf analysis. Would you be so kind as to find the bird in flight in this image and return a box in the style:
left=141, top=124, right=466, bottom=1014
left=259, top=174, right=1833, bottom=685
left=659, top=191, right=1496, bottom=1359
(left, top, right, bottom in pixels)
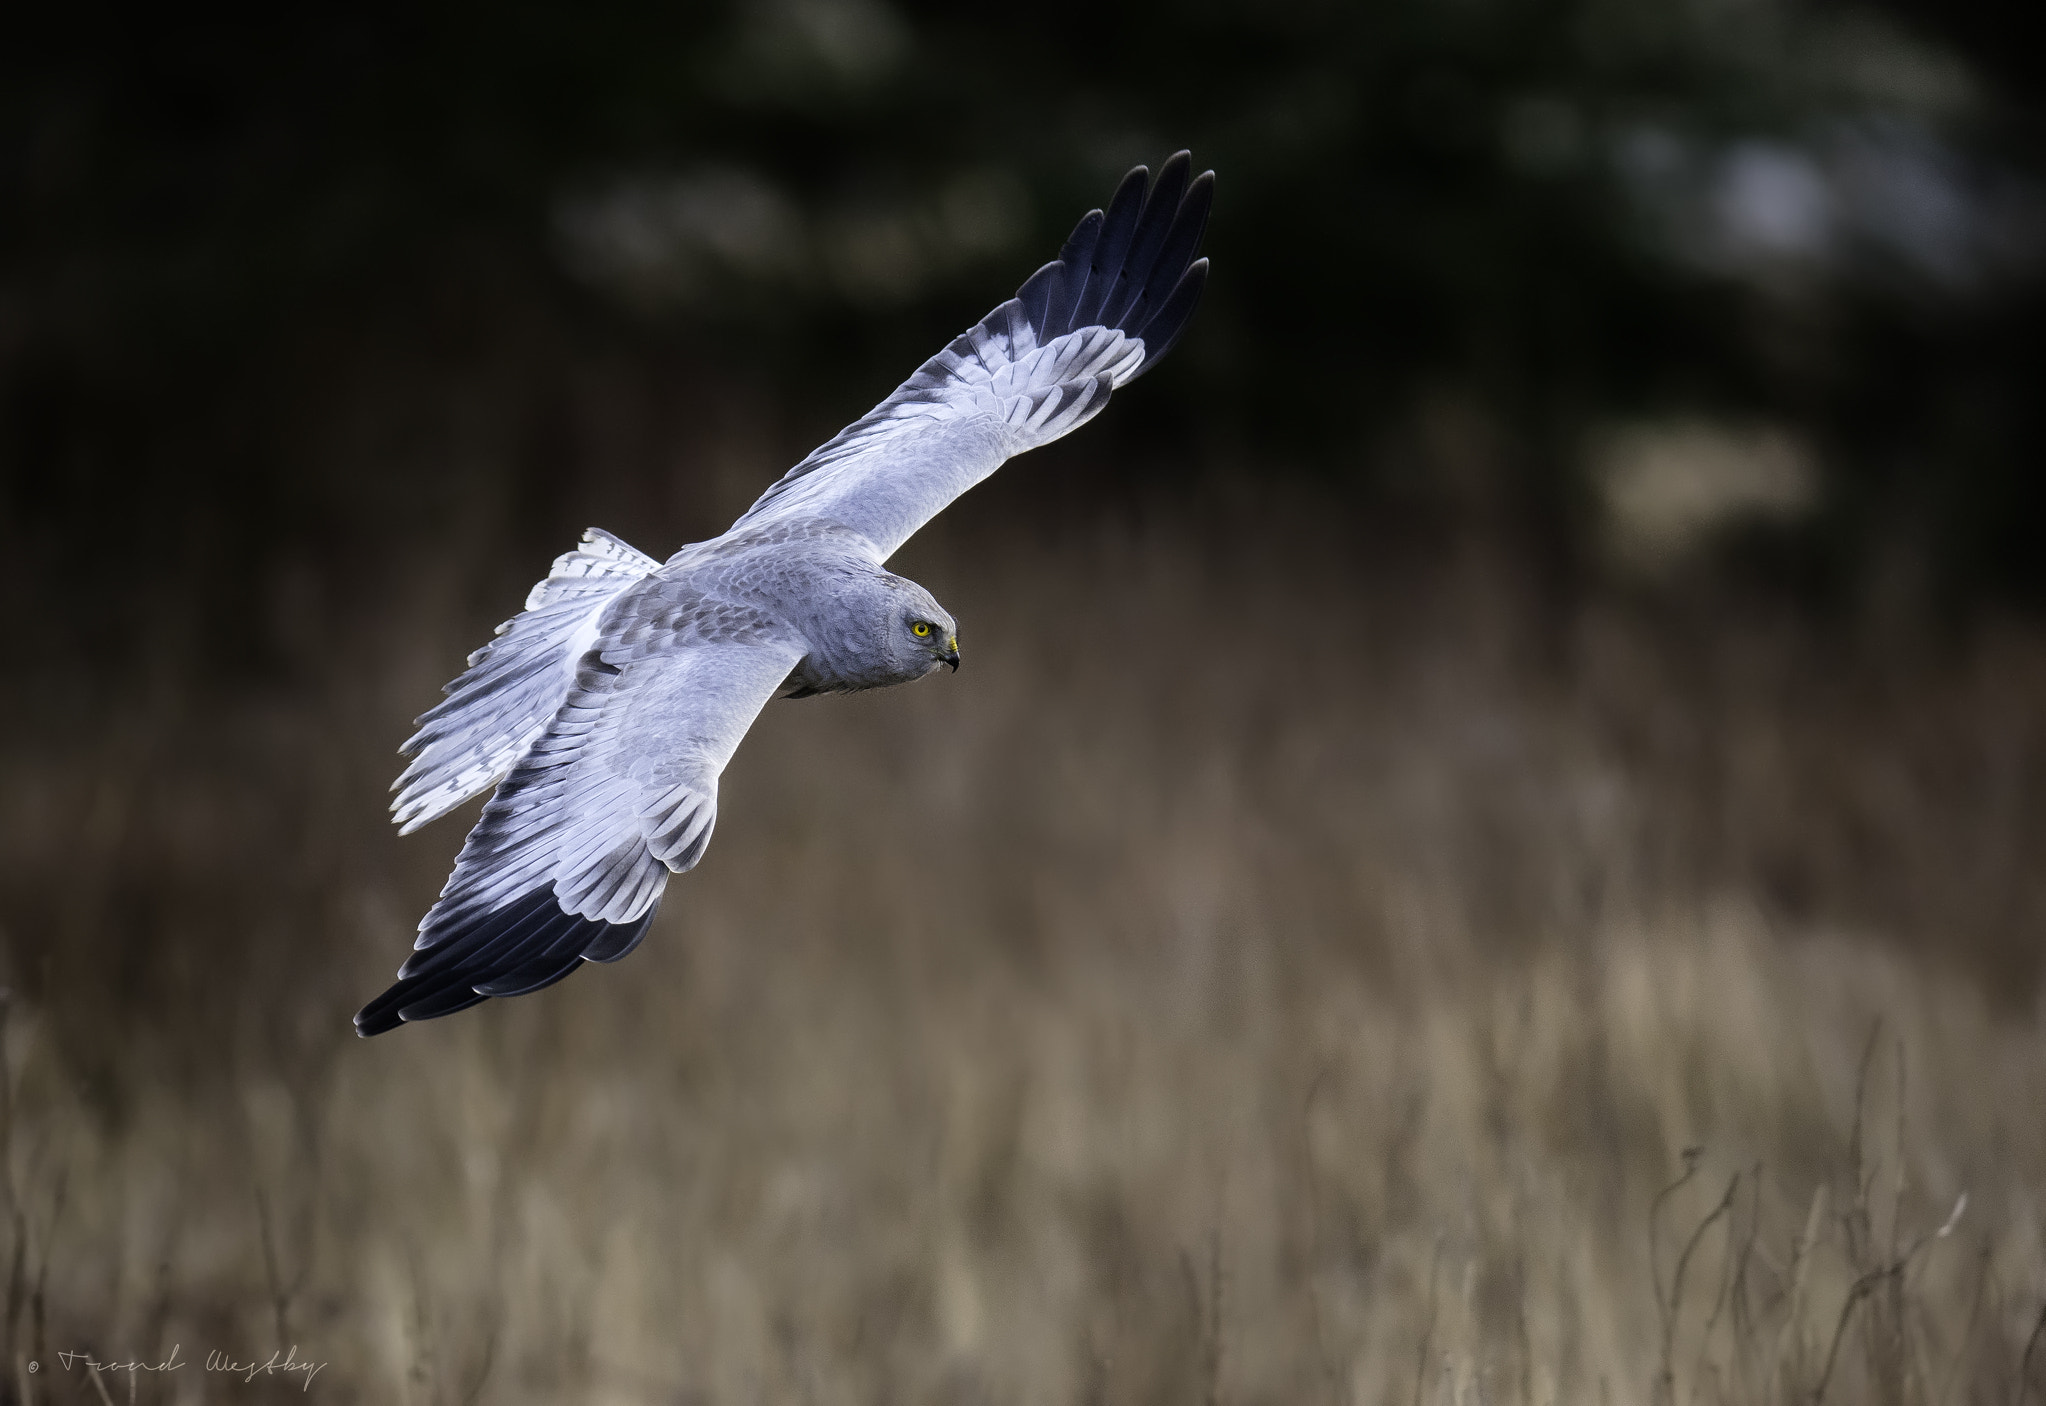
left=357, top=154, right=1213, bottom=1035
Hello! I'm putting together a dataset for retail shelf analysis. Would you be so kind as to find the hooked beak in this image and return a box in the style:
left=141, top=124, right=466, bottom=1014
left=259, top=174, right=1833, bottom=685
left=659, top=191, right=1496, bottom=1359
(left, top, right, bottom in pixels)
left=942, top=636, right=960, bottom=672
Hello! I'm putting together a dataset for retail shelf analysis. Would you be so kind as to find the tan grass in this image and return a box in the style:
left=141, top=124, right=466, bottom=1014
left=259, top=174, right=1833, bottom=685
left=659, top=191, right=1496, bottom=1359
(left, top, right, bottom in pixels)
left=4, top=505, right=2046, bottom=1404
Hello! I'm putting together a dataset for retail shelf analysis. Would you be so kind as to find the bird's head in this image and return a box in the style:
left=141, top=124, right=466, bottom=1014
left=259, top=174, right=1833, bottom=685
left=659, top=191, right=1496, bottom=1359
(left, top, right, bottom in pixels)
left=886, top=578, right=960, bottom=678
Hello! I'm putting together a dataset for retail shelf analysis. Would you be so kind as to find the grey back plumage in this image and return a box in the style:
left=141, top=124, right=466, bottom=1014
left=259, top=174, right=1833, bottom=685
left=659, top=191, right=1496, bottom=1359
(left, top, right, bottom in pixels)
left=358, top=154, right=1213, bottom=1034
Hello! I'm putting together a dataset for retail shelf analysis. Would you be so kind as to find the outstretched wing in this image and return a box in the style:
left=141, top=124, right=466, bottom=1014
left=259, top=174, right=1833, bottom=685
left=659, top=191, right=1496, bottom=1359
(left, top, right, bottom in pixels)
left=391, top=528, right=660, bottom=834
left=731, top=152, right=1213, bottom=561
left=357, top=605, right=803, bottom=1036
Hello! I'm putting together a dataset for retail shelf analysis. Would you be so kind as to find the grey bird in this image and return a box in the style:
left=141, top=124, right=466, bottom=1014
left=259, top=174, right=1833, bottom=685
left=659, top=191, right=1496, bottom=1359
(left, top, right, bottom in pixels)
left=357, top=154, right=1213, bottom=1035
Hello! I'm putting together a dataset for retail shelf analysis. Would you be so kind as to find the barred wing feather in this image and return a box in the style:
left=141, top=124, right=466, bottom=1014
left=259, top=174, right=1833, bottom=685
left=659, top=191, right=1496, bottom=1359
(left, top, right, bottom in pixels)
left=356, top=631, right=803, bottom=1035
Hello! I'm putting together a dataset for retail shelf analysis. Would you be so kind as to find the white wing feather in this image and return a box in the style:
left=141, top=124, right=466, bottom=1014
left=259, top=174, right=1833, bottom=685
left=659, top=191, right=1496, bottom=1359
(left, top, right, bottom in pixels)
left=729, top=154, right=1212, bottom=561
left=420, top=632, right=803, bottom=936
left=732, top=312, right=1141, bottom=561
left=391, top=528, right=658, bottom=833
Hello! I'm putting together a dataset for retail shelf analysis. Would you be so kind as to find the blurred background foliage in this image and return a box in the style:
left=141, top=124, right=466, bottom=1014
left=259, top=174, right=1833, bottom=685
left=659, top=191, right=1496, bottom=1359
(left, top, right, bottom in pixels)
left=5, top=0, right=2042, bottom=671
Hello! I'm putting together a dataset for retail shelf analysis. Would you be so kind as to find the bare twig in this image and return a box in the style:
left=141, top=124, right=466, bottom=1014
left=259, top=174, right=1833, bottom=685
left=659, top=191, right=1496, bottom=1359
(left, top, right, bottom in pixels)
left=1194, top=1227, right=1211, bottom=1406
left=1773, top=1184, right=1831, bottom=1396
left=1650, top=1146, right=1705, bottom=1350
left=31, top=1167, right=64, bottom=1373
left=1300, top=1064, right=1345, bottom=1406
left=255, top=1186, right=293, bottom=1343
left=1657, top=1170, right=1738, bottom=1403
left=1688, top=1168, right=1754, bottom=1406
left=1414, top=1235, right=1443, bottom=1406
left=1847, top=1022, right=1881, bottom=1178
left=1935, top=1239, right=1990, bottom=1406
left=1889, top=1036, right=1907, bottom=1267
left=1846, top=1022, right=1883, bottom=1266
left=1, top=991, right=20, bottom=1373
left=1814, top=1265, right=1891, bottom=1404
left=1812, top=1192, right=1967, bottom=1404
left=1179, top=1234, right=1224, bottom=1406
left=1721, top=1166, right=1765, bottom=1406
left=460, top=1317, right=500, bottom=1406
left=407, top=1245, right=436, bottom=1400
left=1864, top=1036, right=1911, bottom=1405
left=2, top=1219, right=21, bottom=1381
left=1516, top=1253, right=1535, bottom=1406
left=2017, top=1298, right=2046, bottom=1406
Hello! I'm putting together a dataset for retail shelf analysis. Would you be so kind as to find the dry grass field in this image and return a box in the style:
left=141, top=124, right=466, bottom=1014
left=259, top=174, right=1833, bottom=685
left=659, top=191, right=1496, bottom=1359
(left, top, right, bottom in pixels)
left=5, top=497, right=2046, bottom=1404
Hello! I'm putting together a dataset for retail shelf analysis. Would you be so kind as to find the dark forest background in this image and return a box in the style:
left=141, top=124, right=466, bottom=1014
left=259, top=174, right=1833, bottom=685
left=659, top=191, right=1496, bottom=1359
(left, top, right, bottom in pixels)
left=6, top=0, right=2043, bottom=661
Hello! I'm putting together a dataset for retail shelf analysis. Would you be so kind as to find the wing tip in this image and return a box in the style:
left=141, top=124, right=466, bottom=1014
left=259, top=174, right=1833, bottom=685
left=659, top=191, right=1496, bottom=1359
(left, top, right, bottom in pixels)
left=1020, top=152, right=1213, bottom=364
left=1123, top=258, right=1210, bottom=382
left=356, top=887, right=661, bottom=1034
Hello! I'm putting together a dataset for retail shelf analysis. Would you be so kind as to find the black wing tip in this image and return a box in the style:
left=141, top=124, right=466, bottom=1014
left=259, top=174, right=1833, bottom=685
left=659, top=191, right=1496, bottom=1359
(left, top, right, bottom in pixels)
left=353, top=888, right=658, bottom=1036
left=1124, top=258, right=1210, bottom=382
left=355, top=1003, right=405, bottom=1037
left=354, top=972, right=497, bottom=1036
left=1022, top=151, right=1214, bottom=361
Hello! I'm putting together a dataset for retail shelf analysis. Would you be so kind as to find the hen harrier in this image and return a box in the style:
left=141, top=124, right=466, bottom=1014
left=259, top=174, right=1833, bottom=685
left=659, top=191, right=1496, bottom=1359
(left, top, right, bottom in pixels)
left=358, top=154, right=1213, bottom=1034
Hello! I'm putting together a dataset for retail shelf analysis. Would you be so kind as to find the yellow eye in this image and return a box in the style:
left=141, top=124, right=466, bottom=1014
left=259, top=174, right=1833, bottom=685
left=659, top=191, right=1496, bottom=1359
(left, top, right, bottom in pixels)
left=912, top=621, right=932, bottom=637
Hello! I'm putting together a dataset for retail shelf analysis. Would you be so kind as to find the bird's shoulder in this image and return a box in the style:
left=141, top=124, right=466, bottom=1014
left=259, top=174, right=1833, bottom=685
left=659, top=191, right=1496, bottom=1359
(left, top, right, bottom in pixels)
left=678, top=514, right=882, bottom=566
left=577, top=517, right=890, bottom=678
left=662, top=516, right=886, bottom=598
left=592, top=570, right=792, bottom=665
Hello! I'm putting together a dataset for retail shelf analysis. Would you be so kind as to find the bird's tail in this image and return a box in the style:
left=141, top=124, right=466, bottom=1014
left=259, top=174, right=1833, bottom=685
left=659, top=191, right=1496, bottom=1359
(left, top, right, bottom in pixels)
left=390, top=528, right=658, bottom=833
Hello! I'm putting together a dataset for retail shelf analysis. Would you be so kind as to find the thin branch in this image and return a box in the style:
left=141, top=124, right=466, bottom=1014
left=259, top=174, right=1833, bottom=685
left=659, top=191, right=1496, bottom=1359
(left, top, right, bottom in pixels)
left=1936, top=1240, right=1990, bottom=1406
left=1178, top=1234, right=1224, bottom=1406
left=1658, top=1172, right=1739, bottom=1402
left=1689, top=1169, right=1753, bottom=1406
left=2017, top=1298, right=2046, bottom=1406
left=1889, top=1036, right=1907, bottom=1267
left=255, top=1186, right=292, bottom=1344
left=1773, top=1183, right=1831, bottom=1397
left=1814, top=1265, right=1893, bottom=1404
left=30, top=1167, right=65, bottom=1373
left=1300, top=1064, right=1345, bottom=1406
left=460, top=1318, right=500, bottom=1406
left=1651, top=1147, right=1705, bottom=1347
left=1813, top=1192, right=1967, bottom=1404
left=1846, top=1022, right=1883, bottom=1266
left=1414, top=1235, right=1442, bottom=1406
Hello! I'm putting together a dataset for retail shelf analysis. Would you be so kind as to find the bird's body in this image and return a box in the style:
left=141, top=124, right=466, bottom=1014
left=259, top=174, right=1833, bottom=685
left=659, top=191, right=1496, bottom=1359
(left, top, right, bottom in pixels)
left=358, top=154, right=1213, bottom=1035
